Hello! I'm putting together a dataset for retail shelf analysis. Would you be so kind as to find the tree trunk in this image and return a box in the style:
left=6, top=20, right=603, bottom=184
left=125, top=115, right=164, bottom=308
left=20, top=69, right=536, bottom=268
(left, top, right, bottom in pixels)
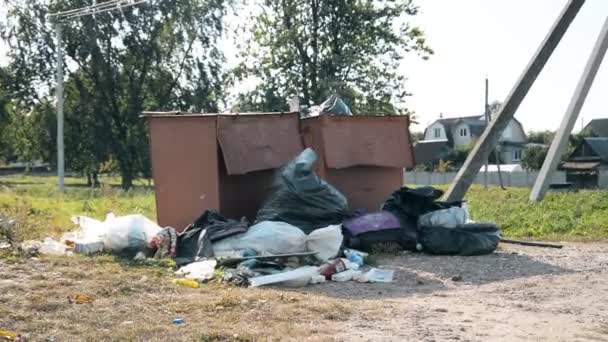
left=86, top=173, right=92, bottom=187
left=92, top=171, right=100, bottom=187
left=119, top=161, right=134, bottom=190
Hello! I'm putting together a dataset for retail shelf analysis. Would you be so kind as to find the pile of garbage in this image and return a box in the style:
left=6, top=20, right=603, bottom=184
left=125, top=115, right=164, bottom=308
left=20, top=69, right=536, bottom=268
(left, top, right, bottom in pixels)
left=16, top=148, right=500, bottom=288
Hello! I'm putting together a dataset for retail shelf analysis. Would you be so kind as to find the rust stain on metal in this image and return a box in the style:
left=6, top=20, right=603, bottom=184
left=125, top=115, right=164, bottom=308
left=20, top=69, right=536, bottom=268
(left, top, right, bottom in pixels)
left=217, top=113, right=303, bottom=175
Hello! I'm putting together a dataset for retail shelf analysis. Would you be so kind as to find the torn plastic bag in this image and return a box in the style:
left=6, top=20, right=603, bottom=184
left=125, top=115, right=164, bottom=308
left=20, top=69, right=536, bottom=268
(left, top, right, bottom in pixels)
left=212, top=221, right=307, bottom=258
left=342, top=211, right=418, bottom=251
left=176, top=210, right=249, bottom=265
left=419, top=207, right=467, bottom=229
left=255, top=148, right=349, bottom=233
left=305, top=224, right=343, bottom=261
left=305, top=94, right=353, bottom=118
left=419, top=222, right=500, bottom=256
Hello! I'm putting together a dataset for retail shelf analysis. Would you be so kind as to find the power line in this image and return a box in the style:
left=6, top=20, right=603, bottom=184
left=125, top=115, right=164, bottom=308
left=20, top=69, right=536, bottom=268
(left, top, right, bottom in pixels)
left=49, top=0, right=124, bottom=18
left=63, top=0, right=148, bottom=20
left=50, top=0, right=148, bottom=20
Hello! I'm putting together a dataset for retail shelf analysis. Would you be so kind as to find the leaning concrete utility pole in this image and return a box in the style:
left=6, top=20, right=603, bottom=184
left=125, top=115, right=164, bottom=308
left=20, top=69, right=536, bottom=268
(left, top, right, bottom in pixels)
left=529, top=17, right=608, bottom=202
left=443, top=0, right=585, bottom=203
left=55, top=22, right=65, bottom=192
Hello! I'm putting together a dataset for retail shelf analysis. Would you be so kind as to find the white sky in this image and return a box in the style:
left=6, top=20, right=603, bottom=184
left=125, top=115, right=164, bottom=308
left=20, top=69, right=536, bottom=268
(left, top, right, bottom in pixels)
left=2, top=0, right=607, bottom=134
left=401, top=0, right=608, bottom=133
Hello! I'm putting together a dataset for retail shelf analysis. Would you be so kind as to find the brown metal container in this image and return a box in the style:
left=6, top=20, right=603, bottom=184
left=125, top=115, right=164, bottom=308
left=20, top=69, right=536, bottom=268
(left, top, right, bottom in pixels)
left=300, top=115, right=414, bottom=211
left=144, top=112, right=303, bottom=231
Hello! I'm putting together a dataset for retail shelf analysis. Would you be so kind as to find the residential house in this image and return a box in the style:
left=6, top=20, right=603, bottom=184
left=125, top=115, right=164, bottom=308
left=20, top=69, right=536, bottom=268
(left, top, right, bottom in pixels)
left=561, top=137, right=608, bottom=188
left=584, top=118, right=608, bottom=137
left=415, top=113, right=526, bottom=166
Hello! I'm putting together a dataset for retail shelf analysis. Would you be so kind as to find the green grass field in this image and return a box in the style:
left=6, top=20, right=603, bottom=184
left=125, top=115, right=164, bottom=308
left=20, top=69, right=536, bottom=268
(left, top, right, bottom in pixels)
left=1, top=174, right=607, bottom=241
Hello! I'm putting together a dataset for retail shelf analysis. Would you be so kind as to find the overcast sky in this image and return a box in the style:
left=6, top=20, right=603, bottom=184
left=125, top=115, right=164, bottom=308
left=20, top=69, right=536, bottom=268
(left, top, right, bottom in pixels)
left=1, top=0, right=607, bottom=134
left=402, top=0, right=608, bottom=133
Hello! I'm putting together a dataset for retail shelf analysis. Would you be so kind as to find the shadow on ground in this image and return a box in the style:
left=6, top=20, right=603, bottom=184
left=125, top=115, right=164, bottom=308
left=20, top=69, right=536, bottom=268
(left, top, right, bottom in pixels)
left=297, top=249, right=572, bottom=300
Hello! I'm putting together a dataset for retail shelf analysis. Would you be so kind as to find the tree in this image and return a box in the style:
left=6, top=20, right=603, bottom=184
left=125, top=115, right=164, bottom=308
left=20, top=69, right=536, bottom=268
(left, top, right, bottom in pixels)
left=1, top=0, right=227, bottom=189
left=521, top=144, right=548, bottom=171
left=235, top=0, right=432, bottom=114
left=527, top=130, right=554, bottom=145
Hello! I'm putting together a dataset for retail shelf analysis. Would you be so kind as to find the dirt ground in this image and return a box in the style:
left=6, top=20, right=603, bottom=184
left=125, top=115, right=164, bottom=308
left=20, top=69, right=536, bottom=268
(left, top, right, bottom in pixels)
left=1, top=242, right=607, bottom=341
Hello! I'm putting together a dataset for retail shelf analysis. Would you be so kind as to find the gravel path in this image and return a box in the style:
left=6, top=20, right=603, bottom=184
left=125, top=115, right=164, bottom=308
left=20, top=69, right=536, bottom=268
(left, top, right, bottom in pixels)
left=307, top=242, right=608, bottom=341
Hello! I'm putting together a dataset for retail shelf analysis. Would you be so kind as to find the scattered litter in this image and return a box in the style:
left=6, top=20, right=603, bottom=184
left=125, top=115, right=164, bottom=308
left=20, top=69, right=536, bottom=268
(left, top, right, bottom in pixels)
left=319, top=258, right=347, bottom=280
left=249, top=266, right=319, bottom=287
left=0, top=330, right=18, bottom=340
left=39, top=238, right=67, bottom=256
left=331, top=269, right=361, bottom=282
left=354, top=268, right=394, bottom=283
left=309, top=275, right=327, bottom=284
left=171, top=278, right=200, bottom=288
left=19, top=240, right=42, bottom=255
left=175, top=260, right=217, bottom=282
left=172, top=318, right=185, bottom=325
left=67, top=293, right=95, bottom=304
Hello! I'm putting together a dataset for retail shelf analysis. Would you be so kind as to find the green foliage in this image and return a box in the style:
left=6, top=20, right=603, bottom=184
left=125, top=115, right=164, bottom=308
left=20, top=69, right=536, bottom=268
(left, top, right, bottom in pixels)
left=527, top=130, right=554, bottom=145
left=1, top=0, right=228, bottom=188
left=521, top=144, right=548, bottom=171
left=465, top=185, right=608, bottom=240
left=235, top=0, right=432, bottom=113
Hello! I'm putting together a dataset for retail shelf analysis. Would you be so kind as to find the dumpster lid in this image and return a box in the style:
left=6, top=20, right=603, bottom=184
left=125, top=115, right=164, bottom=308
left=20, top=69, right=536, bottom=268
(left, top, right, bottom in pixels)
left=320, top=115, right=413, bottom=169
left=217, top=113, right=304, bottom=175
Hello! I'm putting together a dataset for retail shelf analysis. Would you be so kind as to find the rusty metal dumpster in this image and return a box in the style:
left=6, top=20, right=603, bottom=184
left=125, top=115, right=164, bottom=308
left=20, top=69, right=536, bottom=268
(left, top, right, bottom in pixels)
left=300, top=115, right=414, bottom=211
left=143, top=112, right=303, bottom=231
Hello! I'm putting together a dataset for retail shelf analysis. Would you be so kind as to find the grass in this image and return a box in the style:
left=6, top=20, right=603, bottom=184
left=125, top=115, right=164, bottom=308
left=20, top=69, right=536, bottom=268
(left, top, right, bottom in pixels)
left=1, top=175, right=606, bottom=243
left=0, top=174, right=155, bottom=241
left=463, top=185, right=608, bottom=240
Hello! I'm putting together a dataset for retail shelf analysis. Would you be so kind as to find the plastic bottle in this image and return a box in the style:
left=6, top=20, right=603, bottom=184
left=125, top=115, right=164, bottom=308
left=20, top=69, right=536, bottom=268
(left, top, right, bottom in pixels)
left=319, top=259, right=347, bottom=280
left=347, top=253, right=364, bottom=267
left=331, top=269, right=361, bottom=282
left=172, top=278, right=200, bottom=288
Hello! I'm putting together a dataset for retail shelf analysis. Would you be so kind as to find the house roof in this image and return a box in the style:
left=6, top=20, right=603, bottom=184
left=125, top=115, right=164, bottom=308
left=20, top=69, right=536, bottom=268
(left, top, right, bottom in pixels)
left=584, top=118, right=608, bottom=137
left=424, top=115, right=483, bottom=145
left=584, top=137, right=608, bottom=161
left=414, top=140, right=450, bottom=165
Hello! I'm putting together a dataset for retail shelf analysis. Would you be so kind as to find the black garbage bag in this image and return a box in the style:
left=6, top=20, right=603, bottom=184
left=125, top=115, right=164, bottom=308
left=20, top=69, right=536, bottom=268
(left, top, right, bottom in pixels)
left=381, top=186, right=458, bottom=218
left=176, top=210, right=249, bottom=265
left=419, top=222, right=500, bottom=256
left=255, top=148, right=349, bottom=234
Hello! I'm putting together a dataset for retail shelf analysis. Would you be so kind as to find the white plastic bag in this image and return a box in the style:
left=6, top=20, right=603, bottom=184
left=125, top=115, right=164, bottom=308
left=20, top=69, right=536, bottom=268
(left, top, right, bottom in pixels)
left=176, top=260, right=217, bottom=282
left=305, top=224, right=343, bottom=261
left=419, top=207, right=467, bottom=228
left=69, top=213, right=162, bottom=254
left=102, top=214, right=162, bottom=252
left=213, top=221, right=306, bottom=257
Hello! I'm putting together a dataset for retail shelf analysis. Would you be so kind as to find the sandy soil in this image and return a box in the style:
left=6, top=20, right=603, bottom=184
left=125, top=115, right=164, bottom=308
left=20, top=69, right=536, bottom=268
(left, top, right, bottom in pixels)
left=1, top=242, right=607, bottom=341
